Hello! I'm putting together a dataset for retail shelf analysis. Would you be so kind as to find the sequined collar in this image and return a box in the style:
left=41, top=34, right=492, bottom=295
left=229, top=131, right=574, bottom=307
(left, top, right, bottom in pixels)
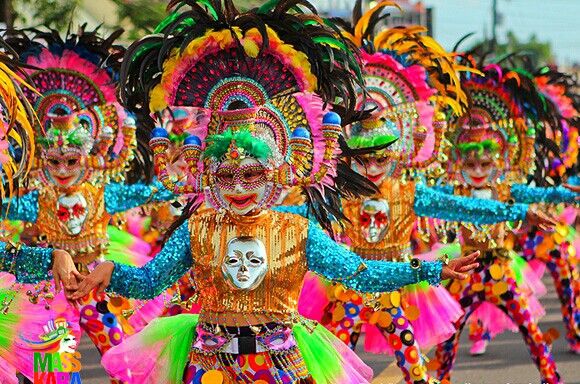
left=225, top=209, right=270, bottom=225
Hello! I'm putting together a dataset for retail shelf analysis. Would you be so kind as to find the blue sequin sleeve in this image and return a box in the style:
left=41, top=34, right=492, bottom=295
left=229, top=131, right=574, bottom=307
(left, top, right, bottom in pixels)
left=430, top=185, right=454, bottom=194
left=106, top=221, right=192, bottom=299
left=104, top=180, right=177, bottom=214
left=273, top=204, right=309, bottom=218
left=414, top=183, right=528, bottom=225
left=1, top=191, right=39, bottom=222
left=0, top=242, right=52, bottom=283
left=511, top=184, right=578, bottom=204
left=305, top=222, right=441, bottom=291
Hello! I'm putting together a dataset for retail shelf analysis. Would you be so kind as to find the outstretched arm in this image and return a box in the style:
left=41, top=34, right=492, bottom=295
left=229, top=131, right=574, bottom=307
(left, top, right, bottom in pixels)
left=1, top=191, right=39, bottom=222
left=0, top=242, right=53, bottom=283
left=305, top=222, right=442, bottom=292
left=71, top=221, right=193, bottom=300
left=104, top=181, right=177, bottom=214
left=511, top=184, right=579, bottom=204
left=414, top=183, right=529, bottom=225
left=273, top=204, right=310, bottom=218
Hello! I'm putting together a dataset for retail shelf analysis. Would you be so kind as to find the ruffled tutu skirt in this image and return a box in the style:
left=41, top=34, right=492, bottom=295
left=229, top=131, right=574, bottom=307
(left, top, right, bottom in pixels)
left=297, top=272, right=330, bottom=323
left=297, top=249, right=463, bottom=354
left=403, top=282, right=463, bottom=348
left=106, top=225, right=153, bottom=267
left=0, top=273, right=81, bottom=383
left=102, top=314, right=373, bottom=384
left=468, top=253, right=547, bottom=338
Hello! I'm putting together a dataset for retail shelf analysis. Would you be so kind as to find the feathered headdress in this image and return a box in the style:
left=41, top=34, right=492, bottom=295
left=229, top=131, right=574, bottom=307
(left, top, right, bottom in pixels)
left=534, top=66, right=579, bottom=181
left=0, top=43, right=37, bottom=200
left=338, top=1, right=472, bottom=176
left=447, top=62, right=553, bottom=183
left=124, top=0, right=376, bottom=234
left=4, top=26, right=140, bottom=183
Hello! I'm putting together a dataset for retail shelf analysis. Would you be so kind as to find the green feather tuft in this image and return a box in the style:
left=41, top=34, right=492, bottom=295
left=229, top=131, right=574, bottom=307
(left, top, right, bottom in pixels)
left=205, top=128, right=272, bottom=160
left=347, top=134, right=398, bottom=149
left=456, top=139, right=500, bottom=157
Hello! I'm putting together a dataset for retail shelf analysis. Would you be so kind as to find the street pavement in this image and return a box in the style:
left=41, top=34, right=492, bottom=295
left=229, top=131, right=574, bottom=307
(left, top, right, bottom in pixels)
left=73, top=274, right=579, bottom=384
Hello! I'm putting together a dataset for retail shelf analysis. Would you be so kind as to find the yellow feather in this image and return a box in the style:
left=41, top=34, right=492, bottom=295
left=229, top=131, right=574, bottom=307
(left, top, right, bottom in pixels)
left=354, top=1, right=401, bottom=42
left=0, top=55, right=41, bottom=199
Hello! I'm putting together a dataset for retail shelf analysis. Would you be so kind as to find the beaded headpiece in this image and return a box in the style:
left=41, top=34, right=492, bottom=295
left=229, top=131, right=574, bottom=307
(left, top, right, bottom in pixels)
left=0, top=47, right=37, bottom=199
left=5, top=27, right=138, bottom=182
left=447, top=62, right=548, bottom=183
left=123, top=0, right=375, bottom=232
left=339, top=1, right=470, bottom=177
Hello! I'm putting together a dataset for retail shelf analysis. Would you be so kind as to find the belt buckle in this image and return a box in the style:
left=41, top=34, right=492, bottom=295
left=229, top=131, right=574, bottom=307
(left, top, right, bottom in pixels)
left=223, top=335, right=268, bottom=354
left=236, top=336, right=257, bottom=354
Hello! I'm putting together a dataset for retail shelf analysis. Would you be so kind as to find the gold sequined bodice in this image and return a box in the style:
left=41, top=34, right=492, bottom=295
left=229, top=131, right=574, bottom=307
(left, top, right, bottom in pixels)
left=190, top=210, right=308, bottom=323
left=455, top=183, right=512, bottom=250
left=342, top=178, right=416, bottom=261
left=30, top=183, right=109, bottom=264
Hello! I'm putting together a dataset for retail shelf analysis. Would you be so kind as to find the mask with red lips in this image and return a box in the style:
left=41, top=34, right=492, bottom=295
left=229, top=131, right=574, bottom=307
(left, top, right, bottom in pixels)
left=352, top=154, right=392, bottom=187
left=213, top=157, right=270, bottom=216
left=43, top=149, right=87, bottom=189
left=458, top=150, right=499, bottom=189
left=39, top=118, right=93, bottom=189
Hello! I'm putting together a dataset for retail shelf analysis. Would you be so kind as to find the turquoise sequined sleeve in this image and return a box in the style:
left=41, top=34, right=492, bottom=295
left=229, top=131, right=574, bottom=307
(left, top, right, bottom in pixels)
left=430, top=185, right=454, bottom=194
left=305, top=222, right=441, bottom=291
left=414, top=183, right=528, bottom=225
left=106, top=221, right=192, bottom=299
left=511, top=184, right=578, bottom=204
left=0, top=242, right=52, bottom=283
left=1, top=191, right=39, bottom=222
left=273, top=204, right=309, bottom=218
left=104, top=180, right=177, bottom=214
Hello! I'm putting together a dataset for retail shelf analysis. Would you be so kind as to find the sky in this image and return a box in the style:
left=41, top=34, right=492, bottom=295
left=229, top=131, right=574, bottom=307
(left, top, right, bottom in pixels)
left=311, top=0, right=580, bottom=66
left=419, top=0, right=579, bottom=66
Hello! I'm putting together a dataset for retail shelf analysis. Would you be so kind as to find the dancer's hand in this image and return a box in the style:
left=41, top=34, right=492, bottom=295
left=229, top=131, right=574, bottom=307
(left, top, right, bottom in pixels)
left=441, top=250, right=480, bottom=280
left=563, top=183, right=580, bottom=199
left=525, top=206, right=559, bottom=231
left=69, top=261, right=114, bottom=300
left=52, top=249, right=82, bottom=293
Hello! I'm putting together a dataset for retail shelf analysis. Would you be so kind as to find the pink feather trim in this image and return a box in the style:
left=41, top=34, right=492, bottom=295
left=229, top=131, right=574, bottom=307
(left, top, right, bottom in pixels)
left=413, top=101, right=435, bottom=163
left=294, top=92, right=338, bottom=189
left=25, top=49, right=117, bottom=103
left=361, top=51, right=436, bottom=102
left=361, top=51, right=439, bottom=167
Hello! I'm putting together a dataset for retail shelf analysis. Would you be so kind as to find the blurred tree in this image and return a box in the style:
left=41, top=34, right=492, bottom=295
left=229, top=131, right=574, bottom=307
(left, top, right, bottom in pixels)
left=113, top=0, right=273, bottom=39
left=474, top=31, right=554, bottom=68
left=500, top=31, right=553, bottom=66
left=111, top=0, right=167, bottom=39
left=13, top=0, right=82, bottom=30
left=0, top=0, right=313, bottom=38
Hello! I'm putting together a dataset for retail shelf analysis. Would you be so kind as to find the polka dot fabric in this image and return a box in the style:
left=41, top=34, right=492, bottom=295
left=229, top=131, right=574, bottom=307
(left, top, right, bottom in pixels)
left=78, top=288, right=128, bottom=384
left=321, top=287, right=433, bottom=384
left=436, top=251, right=561, bottom=384
left=183, top=349, right=314, bottom=384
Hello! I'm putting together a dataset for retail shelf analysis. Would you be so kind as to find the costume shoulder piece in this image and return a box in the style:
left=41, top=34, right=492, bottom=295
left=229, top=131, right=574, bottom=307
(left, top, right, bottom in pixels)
left=124, top=0, right=376, bottom=234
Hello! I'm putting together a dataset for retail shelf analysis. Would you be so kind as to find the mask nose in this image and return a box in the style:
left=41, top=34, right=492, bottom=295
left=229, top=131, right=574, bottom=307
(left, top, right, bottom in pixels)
left=239, top=264, right=248, bottom=273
